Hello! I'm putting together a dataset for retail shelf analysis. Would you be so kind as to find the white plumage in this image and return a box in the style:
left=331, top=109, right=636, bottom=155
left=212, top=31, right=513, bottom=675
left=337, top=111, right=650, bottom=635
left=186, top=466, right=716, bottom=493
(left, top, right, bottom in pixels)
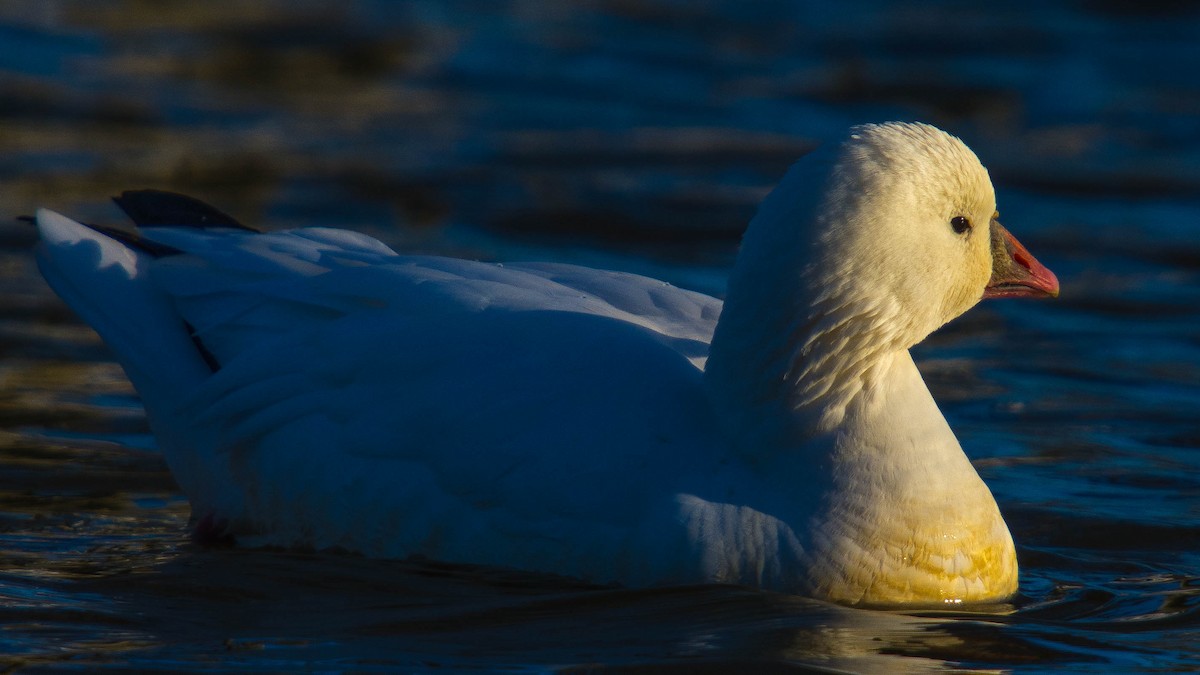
left=34, top=122, right=1058, bottom=606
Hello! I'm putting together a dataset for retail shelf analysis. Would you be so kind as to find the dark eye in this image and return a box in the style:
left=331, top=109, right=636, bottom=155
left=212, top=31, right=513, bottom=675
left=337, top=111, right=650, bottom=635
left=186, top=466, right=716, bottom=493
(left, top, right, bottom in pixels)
left=950, top=216, right=971, bottom=235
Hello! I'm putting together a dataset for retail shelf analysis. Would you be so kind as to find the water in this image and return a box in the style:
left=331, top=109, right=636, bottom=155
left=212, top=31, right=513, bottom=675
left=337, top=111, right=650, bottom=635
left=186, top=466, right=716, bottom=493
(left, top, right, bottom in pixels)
left=1, top=0, right=1198, bottom=671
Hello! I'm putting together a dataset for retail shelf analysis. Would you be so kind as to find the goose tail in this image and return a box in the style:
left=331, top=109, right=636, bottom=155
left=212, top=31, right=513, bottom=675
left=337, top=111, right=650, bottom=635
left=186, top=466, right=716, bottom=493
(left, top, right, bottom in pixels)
left=32, top=208, right=227, bottom=512
left=34, top=208, right=214, bottom=398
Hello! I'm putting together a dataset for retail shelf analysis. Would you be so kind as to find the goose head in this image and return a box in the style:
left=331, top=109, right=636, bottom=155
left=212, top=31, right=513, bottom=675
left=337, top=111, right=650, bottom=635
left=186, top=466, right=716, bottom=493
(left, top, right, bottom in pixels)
left=805, top=122, right=1058, bottom=351
left=708, top=122, right=1058, bottom=439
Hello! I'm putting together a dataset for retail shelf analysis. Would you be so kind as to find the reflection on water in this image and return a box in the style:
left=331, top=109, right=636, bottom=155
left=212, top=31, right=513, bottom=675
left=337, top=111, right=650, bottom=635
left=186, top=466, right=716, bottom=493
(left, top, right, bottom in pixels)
left=1, top=0, right=1199, bottom=671
left=0, top=531, right=1154, bottom=673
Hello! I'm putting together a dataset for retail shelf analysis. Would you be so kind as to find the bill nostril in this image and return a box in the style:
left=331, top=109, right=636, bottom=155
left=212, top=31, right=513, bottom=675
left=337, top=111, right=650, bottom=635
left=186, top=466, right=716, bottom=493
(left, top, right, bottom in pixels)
left=1013, top=249, right=1033, bottom=271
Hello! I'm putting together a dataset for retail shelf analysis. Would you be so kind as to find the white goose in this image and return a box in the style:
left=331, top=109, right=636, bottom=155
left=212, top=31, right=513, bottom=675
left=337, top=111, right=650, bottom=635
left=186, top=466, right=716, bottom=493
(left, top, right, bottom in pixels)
left=34, top=122, right=1058, bottom=606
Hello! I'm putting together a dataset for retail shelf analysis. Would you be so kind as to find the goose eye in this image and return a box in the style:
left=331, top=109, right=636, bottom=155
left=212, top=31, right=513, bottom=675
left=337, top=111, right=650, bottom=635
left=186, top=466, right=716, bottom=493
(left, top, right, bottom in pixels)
left=950, top=216, right=972, bottom=235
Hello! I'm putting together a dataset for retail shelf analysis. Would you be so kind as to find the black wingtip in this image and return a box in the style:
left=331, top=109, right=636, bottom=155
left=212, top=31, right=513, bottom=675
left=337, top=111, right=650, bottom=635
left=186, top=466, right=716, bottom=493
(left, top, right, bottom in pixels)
left=25, top=207, right=185, bottom=257
left=112, top=190, right=260, bottom=232
left=86, top=223, right=185, bottom=258
left=182, top=320, right=222, bottom=372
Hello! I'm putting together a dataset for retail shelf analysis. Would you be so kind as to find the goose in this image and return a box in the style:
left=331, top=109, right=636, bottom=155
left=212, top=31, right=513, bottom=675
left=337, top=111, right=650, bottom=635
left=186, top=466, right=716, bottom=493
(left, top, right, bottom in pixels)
left=33, top=122, right=1058, bottom=606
